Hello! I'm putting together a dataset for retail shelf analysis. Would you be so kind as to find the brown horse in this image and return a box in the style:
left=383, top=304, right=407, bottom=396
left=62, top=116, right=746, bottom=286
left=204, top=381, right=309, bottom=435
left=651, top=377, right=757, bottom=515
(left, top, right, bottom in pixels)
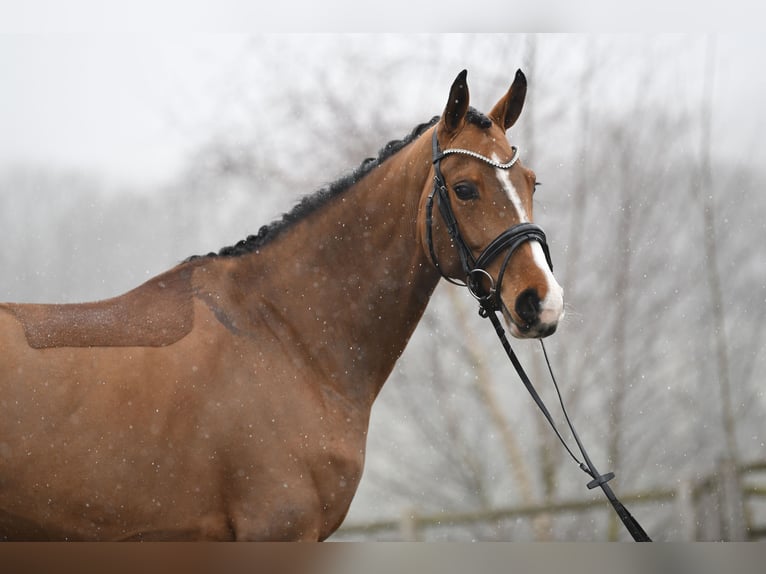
left=0, top=70, right=563, bottom=540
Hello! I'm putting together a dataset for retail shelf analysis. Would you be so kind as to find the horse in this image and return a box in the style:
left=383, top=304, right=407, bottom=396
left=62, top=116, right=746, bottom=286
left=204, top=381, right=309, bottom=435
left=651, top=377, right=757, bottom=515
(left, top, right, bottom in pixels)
left=0, top=69, right=563, bottom=540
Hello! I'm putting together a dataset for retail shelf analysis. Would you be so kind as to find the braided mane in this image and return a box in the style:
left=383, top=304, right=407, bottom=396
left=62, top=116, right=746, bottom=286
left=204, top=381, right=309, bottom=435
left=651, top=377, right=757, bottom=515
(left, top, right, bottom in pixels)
left=189, top=108, right=491, bottom=261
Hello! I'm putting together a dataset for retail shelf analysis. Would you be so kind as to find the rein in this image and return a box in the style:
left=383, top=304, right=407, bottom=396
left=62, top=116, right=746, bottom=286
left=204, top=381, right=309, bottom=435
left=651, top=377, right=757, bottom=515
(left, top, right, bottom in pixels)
left=426, top=130, right=651, bottom=542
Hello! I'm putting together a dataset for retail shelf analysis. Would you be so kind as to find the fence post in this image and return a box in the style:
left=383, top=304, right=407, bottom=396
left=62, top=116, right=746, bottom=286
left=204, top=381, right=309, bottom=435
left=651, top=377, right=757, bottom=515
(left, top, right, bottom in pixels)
left=676, top=480, right=697, bottom=541
left=718, top=457, right=747, bottom=541
left=399, top=507, right=419, bottom=541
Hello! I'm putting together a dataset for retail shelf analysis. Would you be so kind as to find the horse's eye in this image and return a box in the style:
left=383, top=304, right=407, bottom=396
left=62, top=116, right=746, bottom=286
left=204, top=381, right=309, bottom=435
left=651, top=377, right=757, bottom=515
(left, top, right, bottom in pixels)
left=453, top=182, right=479, bottom=200
left=534, top=181, right=542, bottom=193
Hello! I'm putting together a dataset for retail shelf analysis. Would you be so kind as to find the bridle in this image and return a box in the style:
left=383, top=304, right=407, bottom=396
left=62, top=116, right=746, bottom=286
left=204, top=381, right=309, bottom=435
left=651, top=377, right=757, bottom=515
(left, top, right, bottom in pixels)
left=425, top=129, right=553, bottom=315
left=425, top=128, right=652, bottom=542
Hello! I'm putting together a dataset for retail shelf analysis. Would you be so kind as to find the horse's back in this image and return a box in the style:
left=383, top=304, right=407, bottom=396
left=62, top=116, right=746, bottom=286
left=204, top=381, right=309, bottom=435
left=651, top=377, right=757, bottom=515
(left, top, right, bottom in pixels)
left=1, top=264, right=195, bottom=350
left=0, top=263, right=239, bottom=540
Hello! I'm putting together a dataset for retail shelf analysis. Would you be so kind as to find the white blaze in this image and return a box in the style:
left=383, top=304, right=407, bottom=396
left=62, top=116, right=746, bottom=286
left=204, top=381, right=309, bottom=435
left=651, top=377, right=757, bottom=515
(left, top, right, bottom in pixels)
left=494, top=161, right=528, bottom=222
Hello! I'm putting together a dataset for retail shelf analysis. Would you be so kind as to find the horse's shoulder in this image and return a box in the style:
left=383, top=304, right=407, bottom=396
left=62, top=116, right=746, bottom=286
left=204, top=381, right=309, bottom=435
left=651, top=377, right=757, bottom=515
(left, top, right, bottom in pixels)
left=8, top=265, right=196, bottom=349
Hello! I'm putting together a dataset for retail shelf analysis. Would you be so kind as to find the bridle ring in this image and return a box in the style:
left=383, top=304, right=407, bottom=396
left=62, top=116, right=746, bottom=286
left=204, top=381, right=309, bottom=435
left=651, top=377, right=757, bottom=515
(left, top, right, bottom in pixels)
left=467, top=268, right=496, bottom=302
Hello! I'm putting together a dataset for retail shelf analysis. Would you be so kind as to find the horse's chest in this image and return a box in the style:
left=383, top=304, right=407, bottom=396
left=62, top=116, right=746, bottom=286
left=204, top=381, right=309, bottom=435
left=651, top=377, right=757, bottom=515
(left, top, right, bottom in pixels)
left=310, top=442, right=365, bottom=538
left=220, top=392, right=367, bottom=540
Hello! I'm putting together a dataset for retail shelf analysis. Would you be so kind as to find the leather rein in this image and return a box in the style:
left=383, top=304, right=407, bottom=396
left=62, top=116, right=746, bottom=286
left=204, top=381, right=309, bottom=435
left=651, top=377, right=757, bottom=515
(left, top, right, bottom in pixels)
left=425, top=129, right=651, bottom=542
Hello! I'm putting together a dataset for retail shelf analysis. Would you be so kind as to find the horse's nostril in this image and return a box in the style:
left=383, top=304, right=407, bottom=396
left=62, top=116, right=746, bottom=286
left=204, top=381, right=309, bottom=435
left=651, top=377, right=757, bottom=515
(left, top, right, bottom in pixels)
left=515, top=288, right=541, bottom=326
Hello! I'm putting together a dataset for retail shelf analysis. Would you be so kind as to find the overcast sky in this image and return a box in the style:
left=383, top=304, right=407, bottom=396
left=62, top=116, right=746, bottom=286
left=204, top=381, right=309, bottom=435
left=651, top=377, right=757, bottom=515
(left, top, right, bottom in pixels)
left=1, top=34, right=764, bottom=188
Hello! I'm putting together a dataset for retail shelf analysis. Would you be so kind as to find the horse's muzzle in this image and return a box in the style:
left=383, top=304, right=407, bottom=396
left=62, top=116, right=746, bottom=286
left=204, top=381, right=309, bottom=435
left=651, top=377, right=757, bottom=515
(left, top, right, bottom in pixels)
left=504, top=284, right=564, bottom=339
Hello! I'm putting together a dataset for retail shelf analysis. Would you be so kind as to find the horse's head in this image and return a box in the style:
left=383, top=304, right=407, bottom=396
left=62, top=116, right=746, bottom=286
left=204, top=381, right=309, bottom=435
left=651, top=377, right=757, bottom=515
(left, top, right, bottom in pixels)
left=419, top=69, right=564, bottom=339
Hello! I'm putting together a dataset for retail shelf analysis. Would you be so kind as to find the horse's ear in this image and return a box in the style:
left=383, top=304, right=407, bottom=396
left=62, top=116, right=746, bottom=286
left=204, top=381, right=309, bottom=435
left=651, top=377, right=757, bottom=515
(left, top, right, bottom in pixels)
left=489, top=69, right=527, bottom=131
left=442, top=69, right=470, bottom=134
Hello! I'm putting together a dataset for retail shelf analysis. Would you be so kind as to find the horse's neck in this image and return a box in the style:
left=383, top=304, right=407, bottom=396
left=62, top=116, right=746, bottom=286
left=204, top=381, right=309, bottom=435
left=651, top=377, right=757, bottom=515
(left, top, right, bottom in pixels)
left=230, top=132, right=439, bottom=406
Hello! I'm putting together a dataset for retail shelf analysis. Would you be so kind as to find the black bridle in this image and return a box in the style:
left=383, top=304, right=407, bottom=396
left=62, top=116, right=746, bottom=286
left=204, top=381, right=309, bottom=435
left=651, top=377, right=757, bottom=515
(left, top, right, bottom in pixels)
left=426, top=129, right=652, bottom=542
left=426, top=130, right=552, bottom=314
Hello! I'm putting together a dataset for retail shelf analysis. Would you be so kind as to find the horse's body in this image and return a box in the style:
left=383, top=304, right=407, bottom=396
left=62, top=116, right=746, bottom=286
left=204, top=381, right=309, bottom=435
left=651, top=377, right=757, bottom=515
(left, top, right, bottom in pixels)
left=0, top=70, right=563, bottom=540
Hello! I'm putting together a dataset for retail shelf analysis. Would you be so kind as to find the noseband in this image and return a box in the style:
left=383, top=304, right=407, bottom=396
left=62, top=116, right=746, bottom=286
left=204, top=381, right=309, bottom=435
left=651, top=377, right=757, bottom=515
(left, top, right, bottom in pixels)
left=425, top=130, right=553, bottom=314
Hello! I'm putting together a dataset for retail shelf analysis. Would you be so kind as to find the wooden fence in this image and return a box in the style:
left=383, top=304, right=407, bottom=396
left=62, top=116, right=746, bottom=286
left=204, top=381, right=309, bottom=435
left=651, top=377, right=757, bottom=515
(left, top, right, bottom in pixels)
left=335, top=458, right=766, bottom=541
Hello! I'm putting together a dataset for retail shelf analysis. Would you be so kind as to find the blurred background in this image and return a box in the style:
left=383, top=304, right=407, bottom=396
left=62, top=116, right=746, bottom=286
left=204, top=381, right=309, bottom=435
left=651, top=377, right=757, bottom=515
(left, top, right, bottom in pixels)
left=1, top=34, right=764, bottom=541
